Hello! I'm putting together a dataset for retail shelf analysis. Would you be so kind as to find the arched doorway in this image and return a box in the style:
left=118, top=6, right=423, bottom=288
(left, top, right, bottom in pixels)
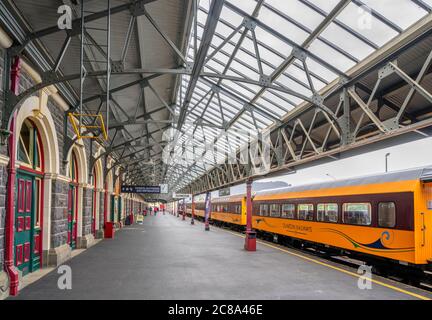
left=91, top=167, right=97, bottom=236
left=67, top=150, right=79, bottom=249
left=15, top=119, right=44, bottom=276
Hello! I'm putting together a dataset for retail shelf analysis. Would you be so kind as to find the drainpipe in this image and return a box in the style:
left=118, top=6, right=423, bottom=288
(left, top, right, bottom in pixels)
left=5, top=111, right=19, bottom=296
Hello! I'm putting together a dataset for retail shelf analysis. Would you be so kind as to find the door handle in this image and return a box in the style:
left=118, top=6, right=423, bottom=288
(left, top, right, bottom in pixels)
left=421, top=212, right=426, bottom=247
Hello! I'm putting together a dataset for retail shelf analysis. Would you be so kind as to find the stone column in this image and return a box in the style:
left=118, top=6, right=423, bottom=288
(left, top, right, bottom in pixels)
left=77, top=184, right=95, bottom=248
left=96, top=188, right=105, bottom=239
left=0, top=161, right=9, bottom=299
left=46, top=175, right=71, bottom=267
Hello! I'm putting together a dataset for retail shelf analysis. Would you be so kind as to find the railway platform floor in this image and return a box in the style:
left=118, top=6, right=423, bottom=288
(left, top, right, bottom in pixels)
left=9, top=214, right=432, bottom=300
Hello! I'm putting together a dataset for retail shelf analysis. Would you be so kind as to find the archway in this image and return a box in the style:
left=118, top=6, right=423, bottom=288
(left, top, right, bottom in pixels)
left=91, top=157, right=103, bottom=236
left=65, top=143, right=88, bottom=249
left=13, top=95, right=60, bottom=275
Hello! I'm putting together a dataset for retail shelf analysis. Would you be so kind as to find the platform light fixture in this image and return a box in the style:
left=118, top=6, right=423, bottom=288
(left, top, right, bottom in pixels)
left=385, top=153, right=391, bottom=173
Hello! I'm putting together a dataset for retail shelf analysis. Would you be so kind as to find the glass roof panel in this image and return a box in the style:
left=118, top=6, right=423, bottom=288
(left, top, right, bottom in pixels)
left=336, top=2, right=398, bottom=46
left=263, top=0, right=326, bottom=31
left=360, top=0, right=428, bottom=30
left=258, top=6, right=310, bottom=45
left=167, top=0, right=429, bottom=191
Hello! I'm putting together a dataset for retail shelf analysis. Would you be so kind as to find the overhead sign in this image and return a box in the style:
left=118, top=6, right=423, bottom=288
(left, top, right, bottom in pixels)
left=219, top=188, right=230, bottom=197
left=121, top=185, right=161, bottom=194
left=172, top=193, right=191, bottom=199
left=160, top=184, right=169, bottom=194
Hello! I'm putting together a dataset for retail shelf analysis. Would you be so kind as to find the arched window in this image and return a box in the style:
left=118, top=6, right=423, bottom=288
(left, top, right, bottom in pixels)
left=18, top=119, right=42, bottom=171
left=69, top=151, right=78, bottom=183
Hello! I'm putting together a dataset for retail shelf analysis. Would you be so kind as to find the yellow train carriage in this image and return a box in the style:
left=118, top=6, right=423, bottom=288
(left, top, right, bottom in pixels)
left=193, top=196, right=247, bottom=227
left=252, top=167, right=432, bottom=265
left=211, top=195, right=247, bottom=226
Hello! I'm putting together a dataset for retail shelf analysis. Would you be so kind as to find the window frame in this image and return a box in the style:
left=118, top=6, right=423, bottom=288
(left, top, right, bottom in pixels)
left=317, top=203, right=339, bottom=223
left=297, top=204, right=314, bottom=221
left=259, top=203, right=269, bottom=216
left=342, top=203, right=372, bottom=226
left=281, top=203, right=296, bottom=219
left=269, top=204, right=281, bottom=217
left=378, top=201, right=396, bottom=228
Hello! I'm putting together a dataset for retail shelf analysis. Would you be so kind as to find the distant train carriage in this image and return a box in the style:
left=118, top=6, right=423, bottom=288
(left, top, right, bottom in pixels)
left=252, top=167, right=432, bottom=266
left=193, top=195, right=247, bottom=227
left=211, top=196, right=246, bottom=227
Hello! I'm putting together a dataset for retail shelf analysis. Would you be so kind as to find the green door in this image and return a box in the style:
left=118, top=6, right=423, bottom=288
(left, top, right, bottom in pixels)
left=110, top=195, right=115, bottom=222
left=68, top=184, right=77, bottom=249
left=118, top=197, right=122, bottom=222
left=15, top=172, right=41, bottom=276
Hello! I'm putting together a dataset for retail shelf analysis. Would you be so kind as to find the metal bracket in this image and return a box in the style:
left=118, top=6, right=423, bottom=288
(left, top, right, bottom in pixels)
left=111, top=60, right=124, bottom=73
left=292, top=48, right=307, bottom=62
left=378, top=62, right=397, bottom=79
left=312, top=93, right=323, bottom=105
left=212, top=85, right=220, bottom=93
left=382, top=118, right=400, bottom=131
left=243, top=103, right=253, bottom=113
left=259, top=75, right=271, bottom=87
left=242, top=17, right=257, bottom=31
left=185, top=61, right=194, bottom=73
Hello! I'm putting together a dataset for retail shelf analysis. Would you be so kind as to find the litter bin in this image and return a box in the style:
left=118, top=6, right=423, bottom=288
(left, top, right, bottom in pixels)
left=244, top=230, right=256, bottom=251
left=104, top=222, right=115, bottom=239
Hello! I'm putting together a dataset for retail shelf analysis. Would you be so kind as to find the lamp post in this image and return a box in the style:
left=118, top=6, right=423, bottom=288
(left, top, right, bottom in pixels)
left=244, top=178, right=256, bottom=251
left=191, top=195, right=195, bottom=225
left=385, top=153, right=391, bottom=173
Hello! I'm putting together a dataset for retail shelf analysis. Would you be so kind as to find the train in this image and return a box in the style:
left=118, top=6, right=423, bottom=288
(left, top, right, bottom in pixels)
left=185, top=167, right=432, bottom=270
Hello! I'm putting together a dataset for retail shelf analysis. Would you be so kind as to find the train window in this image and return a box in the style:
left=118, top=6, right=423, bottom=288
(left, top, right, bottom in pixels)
left=259, top=204, right=269, bottom=216
left=378, top=202, right=396, bottom=228
left=270, top=204, right=280, bottom=217
left=298, top=204, right=314, bottom=221
left=342, top=203, right=371, bottom=226
left=281, top=204, right=296, bottom=219
left=235, top=205, right=242, bottom=214
left=317, top=204, right=338, bottom=223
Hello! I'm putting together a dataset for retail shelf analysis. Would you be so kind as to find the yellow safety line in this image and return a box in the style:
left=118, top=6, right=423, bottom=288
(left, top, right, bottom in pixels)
left=221, top=229, right=431, bottom=301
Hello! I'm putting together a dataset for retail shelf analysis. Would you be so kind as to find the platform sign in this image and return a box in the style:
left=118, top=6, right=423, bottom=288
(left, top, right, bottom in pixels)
left=219, top=187, right=230, bottom=197
left=160, top=184, right=169, bottom=194
left=172, top=193, right=191, bottom=199
left=121, top=185, right=160, bottom=194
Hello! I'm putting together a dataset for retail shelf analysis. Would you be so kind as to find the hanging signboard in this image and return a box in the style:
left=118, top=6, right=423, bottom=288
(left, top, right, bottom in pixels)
left=121, top=185, right=161, bottom=194
left=219, top=187, right=230, bottom=197
left=172, top=193, right=192, bottom=199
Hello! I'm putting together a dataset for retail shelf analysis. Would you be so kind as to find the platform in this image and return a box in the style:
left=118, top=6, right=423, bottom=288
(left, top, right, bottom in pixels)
left=10, top=214, right=432, bottom=300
